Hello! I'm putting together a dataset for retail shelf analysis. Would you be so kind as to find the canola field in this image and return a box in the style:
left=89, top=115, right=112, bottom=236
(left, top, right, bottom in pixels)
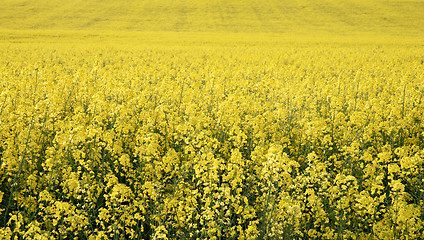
left=1, top=0, right=424, bottom=239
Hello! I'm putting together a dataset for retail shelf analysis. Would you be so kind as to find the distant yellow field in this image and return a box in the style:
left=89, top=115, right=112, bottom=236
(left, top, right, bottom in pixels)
left=1, top=1, right=424, bottom=239
left=1, top=0, right=424, bottom=45
left=1, top=0, right=424, bottom=35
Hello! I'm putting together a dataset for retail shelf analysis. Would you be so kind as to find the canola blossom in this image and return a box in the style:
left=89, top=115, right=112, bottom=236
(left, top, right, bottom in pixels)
left=0, top=43, right=423, bottom=239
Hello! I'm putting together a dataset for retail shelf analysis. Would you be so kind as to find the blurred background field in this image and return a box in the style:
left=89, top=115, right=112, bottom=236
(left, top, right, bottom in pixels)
left=0, top=0, right=423, bottom=46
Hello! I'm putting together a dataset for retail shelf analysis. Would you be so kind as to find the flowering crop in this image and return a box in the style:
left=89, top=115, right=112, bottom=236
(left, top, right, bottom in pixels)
left=0, top=43, right=424, bottom=239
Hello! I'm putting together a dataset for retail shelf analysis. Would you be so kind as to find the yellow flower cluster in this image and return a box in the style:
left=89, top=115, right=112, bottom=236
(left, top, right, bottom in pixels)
left=0, top=43, right=423, bottom=239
